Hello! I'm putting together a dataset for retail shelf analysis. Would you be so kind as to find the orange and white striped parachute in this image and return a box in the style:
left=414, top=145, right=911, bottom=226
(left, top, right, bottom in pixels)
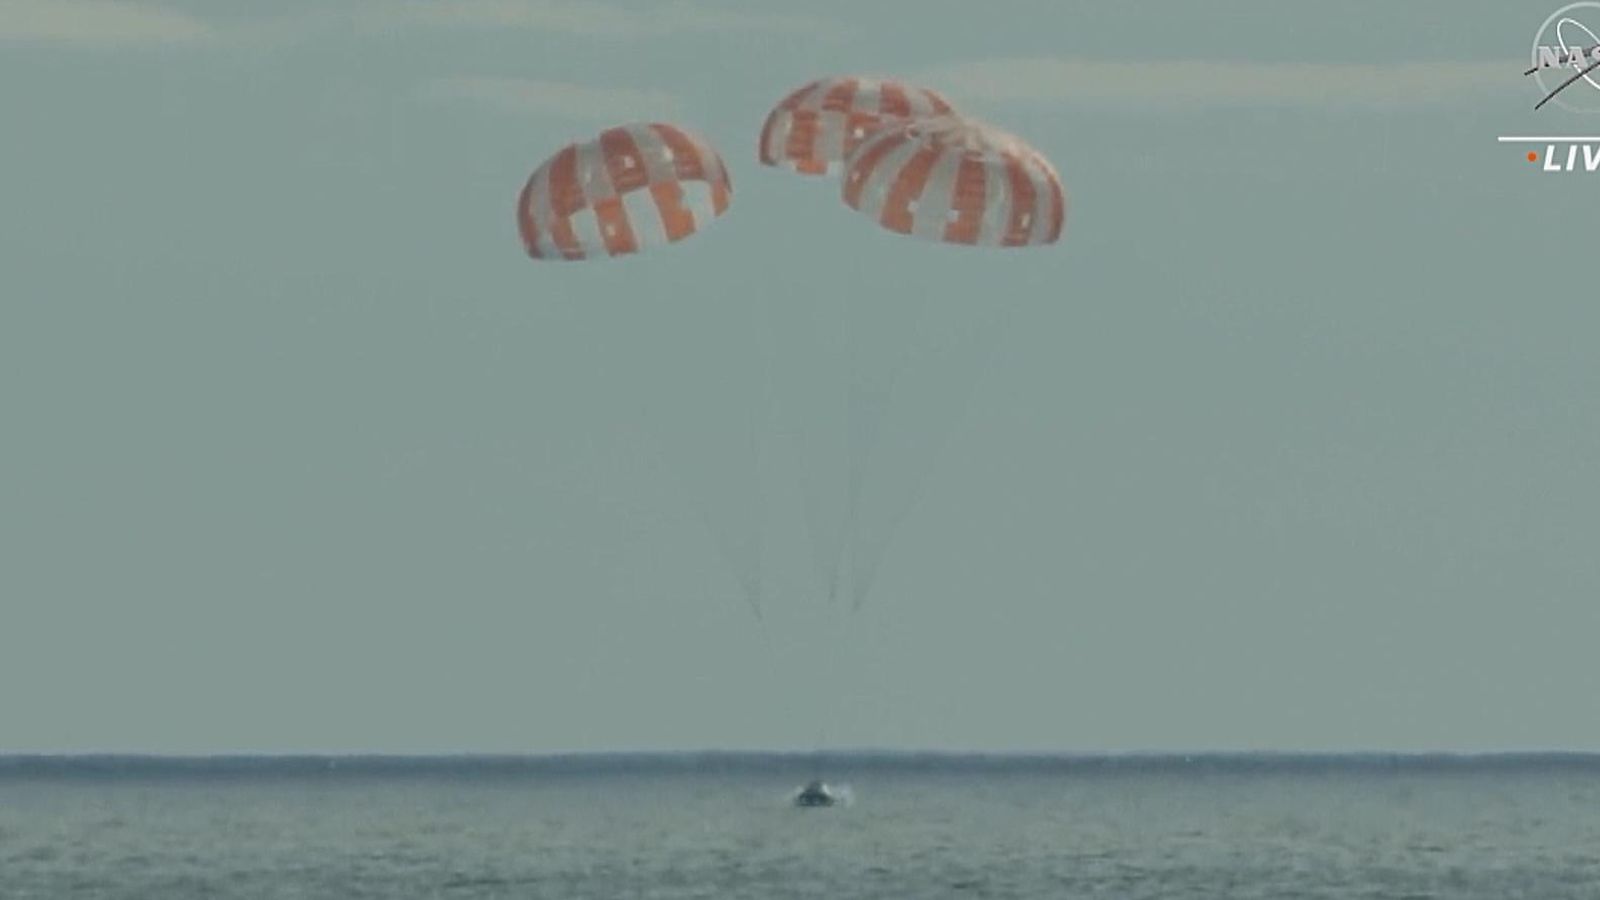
left=758, top=76, right=955, bottom=176
left=841, top=114, right=1065, bottom=247
left=516, top=123, right=732, bottom=261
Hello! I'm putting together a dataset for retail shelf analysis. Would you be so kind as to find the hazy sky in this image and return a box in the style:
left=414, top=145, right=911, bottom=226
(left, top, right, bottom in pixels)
left=2, top=0, right=1596, bottom=754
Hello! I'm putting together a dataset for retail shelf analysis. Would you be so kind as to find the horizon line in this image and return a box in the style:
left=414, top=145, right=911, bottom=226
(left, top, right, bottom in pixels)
left=5, top=749, right=1599, bottom=760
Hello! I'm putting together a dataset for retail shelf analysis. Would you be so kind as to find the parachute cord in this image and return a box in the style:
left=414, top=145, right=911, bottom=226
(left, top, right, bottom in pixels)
left=844, top=286, right=860, bottom=610
left=764, top=274, right=842, bottom=607
left=812, top=728, right=826, bottom=779
left=830, top=277, right=853, bottom=758
left=839, top=283, right=938, bottom=612
left=741, top=284, right=795, bottom=723
left=615, top=293, right=766, bottom=623
left=631, top=397, right=764, bottom=623
left=749, top=273, right=772, bottom=617
left=849, top=296, right=1020, bottom=611
left=846, top=321, right=911, bottom=611
left=747, top=284, right=782, bottom=691
left=813, top=595, right=849, bottom=767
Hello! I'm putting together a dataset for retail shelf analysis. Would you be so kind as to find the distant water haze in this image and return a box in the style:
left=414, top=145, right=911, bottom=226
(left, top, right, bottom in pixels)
left=4, top=754, right=1600, bottom=899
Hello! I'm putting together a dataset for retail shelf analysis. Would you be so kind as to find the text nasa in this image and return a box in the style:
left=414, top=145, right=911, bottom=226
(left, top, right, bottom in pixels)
left=1533, top=44, right=1600, bottom=69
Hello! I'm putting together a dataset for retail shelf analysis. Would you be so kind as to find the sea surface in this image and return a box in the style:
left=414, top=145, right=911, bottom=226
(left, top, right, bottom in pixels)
left=2, top=754, right=1598, bottom=899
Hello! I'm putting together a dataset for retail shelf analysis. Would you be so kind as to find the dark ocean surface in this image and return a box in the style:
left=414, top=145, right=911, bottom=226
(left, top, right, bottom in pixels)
left=3, top=753, right=1597, bottom=898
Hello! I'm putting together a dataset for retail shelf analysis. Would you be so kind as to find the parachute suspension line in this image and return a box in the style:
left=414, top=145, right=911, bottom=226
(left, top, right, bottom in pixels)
left=631, top=396, right=765, bottom=623
left=746, top=280, right=773, bottom=616
left=765, top=278, right=843, bottom=610
left=843, top=285, right=859, bottom=609
left=612, top=287, right=766, bottom=622
left=836, top=278, right=955, bottom=612
left=812, top=728, right=826, bottom=779
left=849, top=297, right=1018, bottom=611
left=840, top=283, right=918, bottom=611
left=845, top=307, right=919, bottom=612
left=735, top=282, right=784, bottom=700
left=811, top=283, right=857, bottom=756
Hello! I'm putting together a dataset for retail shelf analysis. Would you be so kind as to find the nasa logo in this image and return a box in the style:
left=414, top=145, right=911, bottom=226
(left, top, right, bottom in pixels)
left=1529, top=2, right=1600, bottom=112
left=1502, top=4, right=1600, bottom=171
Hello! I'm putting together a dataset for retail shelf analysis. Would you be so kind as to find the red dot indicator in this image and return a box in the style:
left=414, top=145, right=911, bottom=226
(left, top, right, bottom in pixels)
left=1528, top=151, right=1540, bottom=163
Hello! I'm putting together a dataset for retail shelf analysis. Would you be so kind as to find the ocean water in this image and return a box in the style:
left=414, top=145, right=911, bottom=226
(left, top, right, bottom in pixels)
left=3, top=755, right=1598, bottom=899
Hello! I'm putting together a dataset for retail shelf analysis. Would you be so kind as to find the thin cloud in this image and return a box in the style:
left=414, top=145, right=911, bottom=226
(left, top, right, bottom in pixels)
left=0, top=0, right=212, bottom=45
left=386, top=0, right=846, bottom=40
left=0, top=1, right=846, bottom=50
left=915, top=57, right=1518, bottom=108
left=419, top=76, right=684, bottom=121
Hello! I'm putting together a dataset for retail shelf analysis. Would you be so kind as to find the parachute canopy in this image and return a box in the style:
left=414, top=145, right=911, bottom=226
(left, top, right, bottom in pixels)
left=842, top=114, right=1065, bottom=247
left=759, top=76, right=954, bottom=176
left=517, top=123, right=732, bottom=261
